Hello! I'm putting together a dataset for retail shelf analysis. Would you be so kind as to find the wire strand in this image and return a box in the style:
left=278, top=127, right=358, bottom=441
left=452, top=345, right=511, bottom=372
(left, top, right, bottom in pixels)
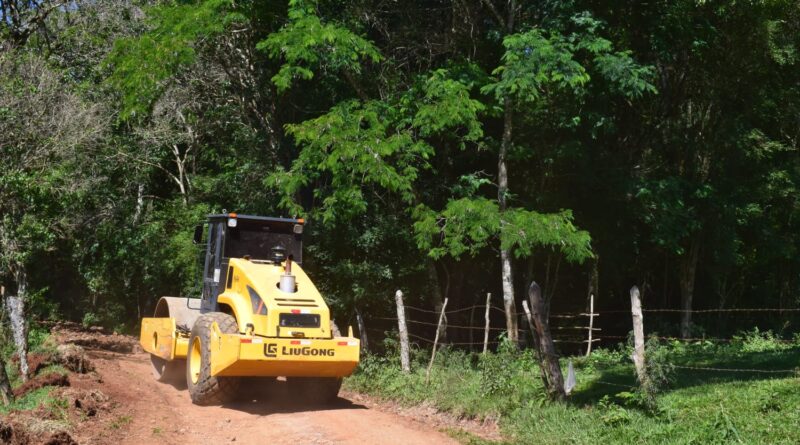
left=599, top=308, right=800, bottom=314
left=671, top=364, right=799, bottom=374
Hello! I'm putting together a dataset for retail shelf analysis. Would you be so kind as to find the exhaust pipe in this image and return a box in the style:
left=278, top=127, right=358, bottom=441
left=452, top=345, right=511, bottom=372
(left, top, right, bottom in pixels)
left=279, top=257, right=296, bottom=293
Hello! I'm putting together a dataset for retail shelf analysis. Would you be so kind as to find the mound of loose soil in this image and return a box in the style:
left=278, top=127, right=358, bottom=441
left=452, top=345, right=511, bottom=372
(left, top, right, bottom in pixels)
left=26, top=353, right=58, bottom=377
left=10, top=353, right=58, bottom=379
left=0, top=416, right=76, bottom=445
left=13, top=373, right=70, bottom=398
left=52, top=323, right=138, bottom=354
left=42, top=431, right=78, bottom=445
left=0, top=387, right=112, bottom=444
left=55, top=345, right=94, bottom=374
left=0, top=418, right=30, bottom=445
left=58, top=388, right=110, bottom=417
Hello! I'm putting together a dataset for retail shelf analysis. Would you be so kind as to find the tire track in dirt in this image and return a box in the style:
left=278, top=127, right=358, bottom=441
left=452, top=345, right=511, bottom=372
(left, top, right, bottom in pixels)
left=74, top=349, right=461, bottom=445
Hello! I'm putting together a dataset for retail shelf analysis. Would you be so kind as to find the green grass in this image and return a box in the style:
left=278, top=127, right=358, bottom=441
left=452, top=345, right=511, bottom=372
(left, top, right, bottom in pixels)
left=110, top=415, right=133, bottom=429
left=444, top=428, right=512, bottom=445
left=36, top=364, right=69, bottom=376
left=344, top=332, right=800, bottom=444
left=1, top=327, right=68, bottom=417
left=0, top=386, right=56, bottom=414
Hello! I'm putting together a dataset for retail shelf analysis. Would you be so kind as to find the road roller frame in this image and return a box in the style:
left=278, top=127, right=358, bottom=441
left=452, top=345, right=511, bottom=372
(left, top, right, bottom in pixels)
left=140, top=214, right=360, bottom=404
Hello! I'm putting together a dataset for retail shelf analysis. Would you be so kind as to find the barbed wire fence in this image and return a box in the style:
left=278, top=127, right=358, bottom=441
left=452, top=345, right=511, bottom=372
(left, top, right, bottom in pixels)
left=361, top=287, right=800, bottom=384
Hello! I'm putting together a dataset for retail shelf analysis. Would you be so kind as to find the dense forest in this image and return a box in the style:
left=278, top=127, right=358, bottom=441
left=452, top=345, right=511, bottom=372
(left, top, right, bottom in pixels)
left=1, top=0, right=799, bottom=342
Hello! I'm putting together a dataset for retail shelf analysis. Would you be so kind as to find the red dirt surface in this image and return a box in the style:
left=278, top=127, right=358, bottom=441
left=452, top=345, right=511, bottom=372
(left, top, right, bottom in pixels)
left=3, top=324, right=496, bottom=444
left=13, top=373, right=69, bottom=398
left=67, top=349, right=464, bottom=445
left=11, top=353, right=57, bottom=378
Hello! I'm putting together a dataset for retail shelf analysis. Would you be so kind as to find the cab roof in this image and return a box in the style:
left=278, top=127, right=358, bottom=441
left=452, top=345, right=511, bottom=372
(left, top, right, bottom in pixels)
left=207, top=214, right=303, bottom=225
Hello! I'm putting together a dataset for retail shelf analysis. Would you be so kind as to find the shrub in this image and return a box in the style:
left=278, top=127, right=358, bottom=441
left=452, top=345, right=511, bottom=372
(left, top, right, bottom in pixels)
left=81, top=312, right=100, bottom=328
left=732, top=328, right=791, bottom=353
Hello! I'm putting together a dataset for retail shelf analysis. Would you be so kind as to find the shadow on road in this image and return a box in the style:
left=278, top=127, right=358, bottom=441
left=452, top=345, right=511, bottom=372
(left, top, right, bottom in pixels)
left=89, top=349, right=365, bottom=415
left=222, top=378, right=367, bottom=415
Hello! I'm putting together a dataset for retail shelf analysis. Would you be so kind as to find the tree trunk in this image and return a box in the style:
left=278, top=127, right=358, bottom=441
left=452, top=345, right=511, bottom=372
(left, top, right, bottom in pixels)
left=630, top=286, right=650, bottom=391
left=588, top=256, right=599, bottom=303
left=543, top=253, right=562, bottom=318
left=8, top=267, right=30, bottom=381
left=500, top=250, right=518, bottom=343
left=0, top=286, right=12, bottom=405
left=0, top=354, right=14, bottom=405
left=498, top=98, right=518, bottom=344
left=679, top=234, right=701, bottom=338
left=497, top=0, right=518, bottom=344
left=355, top=307, right=369, bottom=354
left=132, top=182, right=145, bottom=225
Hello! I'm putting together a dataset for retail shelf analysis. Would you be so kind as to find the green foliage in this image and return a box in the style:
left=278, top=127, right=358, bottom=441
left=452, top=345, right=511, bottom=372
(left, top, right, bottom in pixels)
left=272, top=68, right=486, bottom=224
left=1, top=0, right=799, bottom=372
left=482, top=28, right=590, bottom=104
left=27, top=325, right=55, bottom=356
left=411, top=69, right=485, bottom=144
left=501, top=208, right=592, bottom=262
left=81, top=312, right=101, bottom=329
left=598, top=395, right=634, bottom=426
left=642, top=337, right=675, bottom=394
left=347, top=346, right=547, bottom=419
left=630, top=336, right=677, bottom=411
left=482, top=14, right=655, bottom=105
left=81, top=200, right=210, bottom=326
left=259, top=0, right=380, bottom=91
left=347, top=340, right=800, bottom=444
left=412, top=198, right=501, bottom=259
left=732, top=328, right=794, bottom=353
left=272, top=99, right=433, bottom=221
left=413, top=198, right=592, bottom=263
left=635, top=178, right=708, bottom=254
left=26, top=288, right=59, bottom=322
left=105, top=0, right=239, bottom=119
left=478, top=338, right=538, bottom=398
left=110, top=415, right=134, bottom=430
left=0, top=387, right=58, bottom=415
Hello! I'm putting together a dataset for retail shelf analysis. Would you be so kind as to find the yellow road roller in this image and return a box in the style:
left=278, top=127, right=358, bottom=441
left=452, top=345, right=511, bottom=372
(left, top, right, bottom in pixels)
left=140, top=213, right=360, bottom=405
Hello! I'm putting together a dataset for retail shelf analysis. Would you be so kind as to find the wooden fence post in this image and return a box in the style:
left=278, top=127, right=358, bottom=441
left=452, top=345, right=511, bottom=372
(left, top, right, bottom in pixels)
left=528, top=282, right=566, bottom=401
left=426, top=297, right=448, bottom=382
left=630, top=285, right=649, bottom=390
left=395, top=290, right=410, bottom=373
left=483, top=293, right=491, bottom=354
left=522, top=299, right=550, bottom=390
left=586, top=293, right=595, bottom=356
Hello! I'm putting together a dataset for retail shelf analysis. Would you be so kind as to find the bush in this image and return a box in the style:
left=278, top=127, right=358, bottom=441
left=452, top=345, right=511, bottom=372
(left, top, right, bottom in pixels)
left=81, top=312, right=100, bottom=328
left=479, top=344, right=516, bottom=396
left=732, top=328, right=792, bottom=353
left=642, top=337, right=675, bottom=394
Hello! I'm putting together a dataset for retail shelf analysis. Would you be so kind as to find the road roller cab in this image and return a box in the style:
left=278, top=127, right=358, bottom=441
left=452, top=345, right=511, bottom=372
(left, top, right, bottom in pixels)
left=139, top=213, right=360, bottom=405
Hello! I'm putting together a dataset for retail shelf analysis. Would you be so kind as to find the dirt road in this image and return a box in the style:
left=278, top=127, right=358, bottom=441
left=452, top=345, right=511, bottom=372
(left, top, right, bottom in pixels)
left=71, top=349, right=462, bottom=445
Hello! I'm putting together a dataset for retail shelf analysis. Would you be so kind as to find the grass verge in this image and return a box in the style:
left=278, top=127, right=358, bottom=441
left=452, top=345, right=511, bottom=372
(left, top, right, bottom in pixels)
left=1, top=325, right=69, bottom=418
left=344, top=331, right=800, bottom=444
